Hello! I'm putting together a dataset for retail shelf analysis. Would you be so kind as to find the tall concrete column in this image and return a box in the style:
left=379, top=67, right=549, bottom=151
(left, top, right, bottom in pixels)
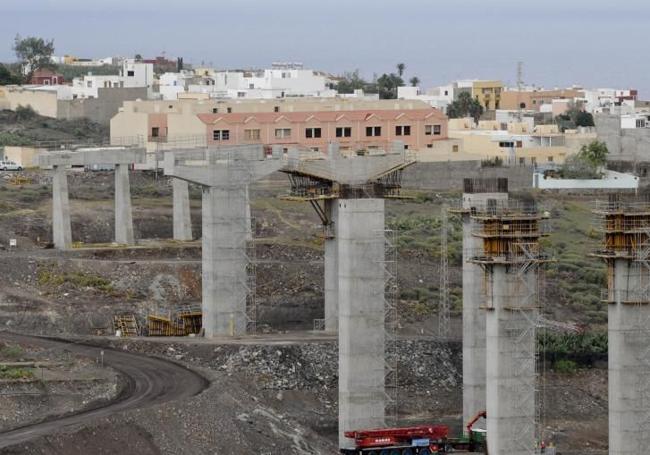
left=172, top=178, right=193, bottom=241
left=51, top=165, right=72, bottom=249
left=201, top=185, right=248, bottom=337
left=324, top=199, right=338, bottom=332
left=338, top=198, right=385, bottom=448
left=461, top=192, right=507, bottom=427
left=114, top=163, right=134, bottom=244
left=609, top=259, right=650, bottom=455
left=485, top=266, right=537, bottom=455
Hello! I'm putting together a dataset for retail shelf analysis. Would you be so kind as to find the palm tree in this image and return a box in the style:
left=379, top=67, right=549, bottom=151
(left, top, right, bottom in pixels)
left=409, top=76, right=420, bottom=87
left=396, top=63, right=405, bottom=77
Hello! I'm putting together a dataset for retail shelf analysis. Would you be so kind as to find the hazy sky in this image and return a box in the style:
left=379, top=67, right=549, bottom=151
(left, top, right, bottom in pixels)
left=1, top=0, right=647, bottom=96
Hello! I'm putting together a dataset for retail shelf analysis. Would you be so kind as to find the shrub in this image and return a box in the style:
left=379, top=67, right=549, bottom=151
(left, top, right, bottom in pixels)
left=15, top=105, right=37, bottom=122
left=554, top=359, right=578, bottom=374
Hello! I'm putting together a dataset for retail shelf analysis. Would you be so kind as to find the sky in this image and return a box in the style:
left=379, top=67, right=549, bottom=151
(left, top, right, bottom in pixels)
left=1, top=0, right=648, bottom=96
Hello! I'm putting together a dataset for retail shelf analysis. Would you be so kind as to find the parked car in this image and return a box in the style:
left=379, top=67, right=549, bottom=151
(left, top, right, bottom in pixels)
left=0, top=161, right=23, bottom=171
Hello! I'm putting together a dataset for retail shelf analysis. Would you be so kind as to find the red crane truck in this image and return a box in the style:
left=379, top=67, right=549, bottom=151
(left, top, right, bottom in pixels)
left=340, top=411, right=488, bottom=455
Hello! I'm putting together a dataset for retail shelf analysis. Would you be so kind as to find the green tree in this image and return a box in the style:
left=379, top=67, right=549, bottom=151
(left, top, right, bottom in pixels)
left=335, top=70, right=374, bottom=94
left=0, top=64, right=22, bottom=84
left=13, top=35, right=56, bottom=79
left=396, top=63, right=406, bottom=77
left=134, top=54, right=143, bottom=61
left=578, top=140, right=608, bottom=168
left=556, top=101, right=595, bottom=131
left=377, top=73, right=404, bottom=99
left=409, top=76, right=420, bottom=87
left=446, top=92, right=484, bottom=122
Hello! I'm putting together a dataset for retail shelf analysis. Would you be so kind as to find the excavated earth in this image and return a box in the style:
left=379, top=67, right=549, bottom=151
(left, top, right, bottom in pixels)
left=0, top=170, right=608, bottom=454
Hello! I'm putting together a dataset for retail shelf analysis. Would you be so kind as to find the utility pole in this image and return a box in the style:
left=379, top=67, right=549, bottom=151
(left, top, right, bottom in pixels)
left=517, top=61, right=524, bottom=122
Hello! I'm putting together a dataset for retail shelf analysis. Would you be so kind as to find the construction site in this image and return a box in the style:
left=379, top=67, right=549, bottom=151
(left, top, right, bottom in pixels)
left=0, top=138, right=635, bottom=454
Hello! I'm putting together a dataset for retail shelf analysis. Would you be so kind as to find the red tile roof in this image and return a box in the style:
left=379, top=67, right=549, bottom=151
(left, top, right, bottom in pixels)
left=196, top=108, right=446, bottom=125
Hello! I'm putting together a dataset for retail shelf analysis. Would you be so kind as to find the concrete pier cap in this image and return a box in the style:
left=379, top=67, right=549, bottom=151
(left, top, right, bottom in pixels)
left=38, top=147, right=146, bottom=248
left=162, top=144, right=285, bottom=338
left=280, top=141, right=415, bottom=448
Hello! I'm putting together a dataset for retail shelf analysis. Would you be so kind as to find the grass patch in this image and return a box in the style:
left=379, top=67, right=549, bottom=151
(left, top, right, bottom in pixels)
left=0, top=344, right=24, bottom=360
left=0, top=366, right=34, bottom=380
left=37, top=267, right=115, bottom=293
left=553, top=359, right=579, bottom=374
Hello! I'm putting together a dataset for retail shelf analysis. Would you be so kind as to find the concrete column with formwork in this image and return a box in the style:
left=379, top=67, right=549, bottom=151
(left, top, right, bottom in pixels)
left=114, top=163, right=134, bottom=244
left=593, top=198, right=650, bottom=455
left=201, top=185, right=249, bottom=337
left=324, top=198, right=338, bottom=332
left=164, top=145, right=285, bottom=337
left=172, top=178, right=193, bottom=241
left=337, top=198, right=386, bottom=448
left=51, top=165, right=72, bottom=249
left=470, top=200, right=547, bottom=455
left=456, top=177, right=509, bottom=428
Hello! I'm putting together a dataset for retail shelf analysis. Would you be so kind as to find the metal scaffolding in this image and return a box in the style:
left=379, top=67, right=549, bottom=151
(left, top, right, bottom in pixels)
left=439, top=204, right=450, bottom=340
left=471, top=200, right=549, bottom=454
left=382, top=228, right=399, bottom=426
left=593, top=195, right=650, bottom=453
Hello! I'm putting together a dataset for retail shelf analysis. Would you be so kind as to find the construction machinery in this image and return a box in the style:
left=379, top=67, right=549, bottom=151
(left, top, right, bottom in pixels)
left=340, top=412, right=487, bottom=454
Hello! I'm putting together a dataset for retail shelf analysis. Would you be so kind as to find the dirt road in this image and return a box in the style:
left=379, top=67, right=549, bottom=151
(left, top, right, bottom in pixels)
left=0, top=332, right=208, bottom=449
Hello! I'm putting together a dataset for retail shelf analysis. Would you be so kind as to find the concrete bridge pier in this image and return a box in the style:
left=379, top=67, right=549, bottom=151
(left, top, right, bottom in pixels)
left=114, top=163, right=134, bottom=244
left=51, top=165, right=72, bottom=249
left=172, top=178, right=193, bottom=241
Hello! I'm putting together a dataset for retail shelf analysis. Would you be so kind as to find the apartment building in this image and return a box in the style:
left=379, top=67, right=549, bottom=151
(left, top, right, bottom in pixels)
left=110, top=97, right=434, bottom=146
left=191, top=109, right=448, bottom=152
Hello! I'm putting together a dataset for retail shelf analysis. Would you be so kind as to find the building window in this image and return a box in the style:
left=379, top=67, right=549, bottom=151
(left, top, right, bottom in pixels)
left=452, top=145, right=459, bottom=152
left=366, top=126, right=381, bottom=137
left=244, top=129, right=261, bottom=141
left=274, top=106, right=280, bottom=112
left=395, top=125, right=411, bottom=136
left=87, top=81, right=92, bottom=88
left=531, top=157, right=537, bottom=165
left=227, top=107, right=232, bottom=113
left=519, top=157, right=526, bottom=165
left=336, top=127, right=352, bottom=138
left=499, top=141, right=515, bottom=148
left=548, top=156, right=554, bottom=162
left=213, top=130, right=230, bottom=141
left=212, top=108, right=218, bottom=114
left=127, top=70, right=135, bottom=77
left=311, top=147, right=319, bottom=152
left=427, top=144, right=433, bottom=148
left=305, top=127, right=322, bottom=139
left=275, top=128, right=291, bottom=139
left=151, top=127, right=159, bottom=138
left=425, top=125, right=441, bottom=136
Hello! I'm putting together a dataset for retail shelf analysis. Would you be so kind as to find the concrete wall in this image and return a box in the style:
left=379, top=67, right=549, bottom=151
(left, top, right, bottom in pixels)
left=533, top=170, right=639, bottom=189
left=4, top=87, right=59, bottom=118
left=402, top=161, right=534, bottom=191
left=4, top=86, right=146, bottom=125
left=3, top=146, right=40, bottom=167
left=596, top=114, right=650, bottom=162
left=58, top=87, right=148, bottom=125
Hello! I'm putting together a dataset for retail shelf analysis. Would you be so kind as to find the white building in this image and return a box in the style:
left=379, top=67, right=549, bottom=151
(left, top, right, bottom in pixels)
left=70, top=59, right=154, bottom=99
left=181, top=63, right=336, bottom=99
left=158, top=71, right=197, bottom=100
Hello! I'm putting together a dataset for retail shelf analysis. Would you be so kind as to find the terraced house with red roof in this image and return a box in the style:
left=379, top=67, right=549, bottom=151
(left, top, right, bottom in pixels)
left=189, top=109, right=448, bottom=152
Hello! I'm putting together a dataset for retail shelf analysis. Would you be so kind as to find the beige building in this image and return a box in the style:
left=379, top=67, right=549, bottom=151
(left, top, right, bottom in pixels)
left=472, top=80, right=504, bottom=110
left=2, top=146, right=41, bottom=167
left=111, top=97, right=435, bottom=146
left=448, top=121, right=595, bottom=165
left=500, top=88, right=583, bottom=111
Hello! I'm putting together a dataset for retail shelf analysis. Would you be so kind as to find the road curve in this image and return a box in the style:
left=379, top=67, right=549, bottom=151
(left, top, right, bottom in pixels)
left=0, top=332, right=209, bottom=449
